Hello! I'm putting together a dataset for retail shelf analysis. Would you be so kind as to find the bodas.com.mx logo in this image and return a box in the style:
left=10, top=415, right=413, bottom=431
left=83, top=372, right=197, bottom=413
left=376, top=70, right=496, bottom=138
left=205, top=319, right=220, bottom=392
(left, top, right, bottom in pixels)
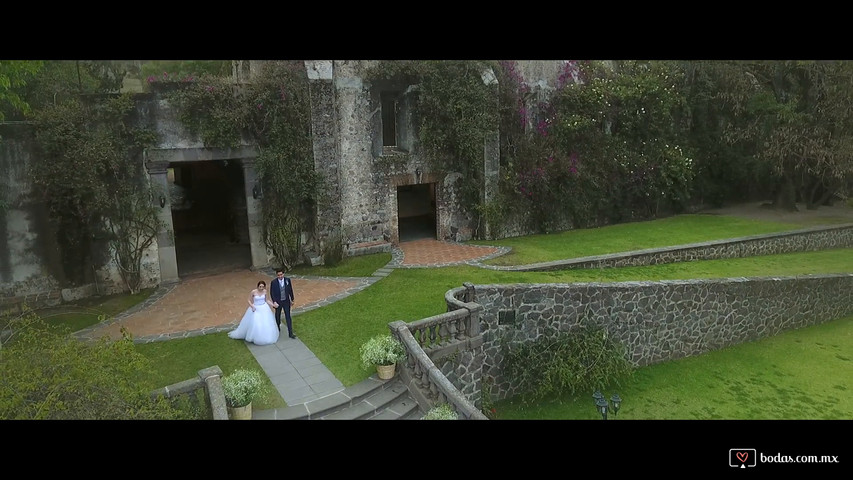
left=730, top=448, right=757, bottom=468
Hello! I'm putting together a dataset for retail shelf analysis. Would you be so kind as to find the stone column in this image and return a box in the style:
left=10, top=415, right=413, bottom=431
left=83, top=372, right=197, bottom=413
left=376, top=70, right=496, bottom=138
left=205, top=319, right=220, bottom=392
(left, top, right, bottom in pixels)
left=305, top=60, right=340, bottom=260
left=145, top=159, right=179, bottom=284
left=482, top=67, right=500, bottom=240
left=241, top=159, right=269, bottom=270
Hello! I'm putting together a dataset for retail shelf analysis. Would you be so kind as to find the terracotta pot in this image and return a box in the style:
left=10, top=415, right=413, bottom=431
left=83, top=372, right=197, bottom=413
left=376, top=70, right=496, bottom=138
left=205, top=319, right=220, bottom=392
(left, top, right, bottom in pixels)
left=229, top=402, right=253, bottom=420
left=376, top=363, right=396, bottom=380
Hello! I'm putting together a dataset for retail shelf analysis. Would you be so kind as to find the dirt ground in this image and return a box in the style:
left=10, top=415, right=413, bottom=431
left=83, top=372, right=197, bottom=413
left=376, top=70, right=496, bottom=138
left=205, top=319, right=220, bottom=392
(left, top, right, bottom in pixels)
left=697, top=201, right=853, bottom=226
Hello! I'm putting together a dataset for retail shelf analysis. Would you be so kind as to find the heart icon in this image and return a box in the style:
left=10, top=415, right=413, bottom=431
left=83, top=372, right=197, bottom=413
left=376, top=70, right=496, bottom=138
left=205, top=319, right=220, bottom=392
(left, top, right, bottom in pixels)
left=736, top=452, right=748, bottom=463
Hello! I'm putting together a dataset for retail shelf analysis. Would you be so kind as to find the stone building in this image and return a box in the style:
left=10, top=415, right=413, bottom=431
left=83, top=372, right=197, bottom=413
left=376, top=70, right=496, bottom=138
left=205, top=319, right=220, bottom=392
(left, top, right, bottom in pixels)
left=0, top=60, right=569, bottom=310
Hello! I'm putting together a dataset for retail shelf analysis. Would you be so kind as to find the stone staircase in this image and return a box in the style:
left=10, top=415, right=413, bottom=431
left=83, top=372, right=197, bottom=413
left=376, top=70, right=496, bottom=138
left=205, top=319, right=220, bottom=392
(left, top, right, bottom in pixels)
left=253, top=374, right=423, bottom=420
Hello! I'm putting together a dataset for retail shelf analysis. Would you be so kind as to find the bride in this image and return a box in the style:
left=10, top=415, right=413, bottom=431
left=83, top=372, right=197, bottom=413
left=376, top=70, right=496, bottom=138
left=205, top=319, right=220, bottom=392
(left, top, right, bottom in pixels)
left=228, top=280, right=280, bottom=346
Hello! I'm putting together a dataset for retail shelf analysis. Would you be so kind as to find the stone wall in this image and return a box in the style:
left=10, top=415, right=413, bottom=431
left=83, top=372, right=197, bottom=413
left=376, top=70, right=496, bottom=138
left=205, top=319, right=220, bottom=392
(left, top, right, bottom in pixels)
left=0, top=99, right=165, bottom=313
left=330, top=60, right=489, bottom=248
left=468, top=273, right=853, bottom=401
left=336, top=61, right=394, bottom=248
left=0, top=123, right=59, bottom=308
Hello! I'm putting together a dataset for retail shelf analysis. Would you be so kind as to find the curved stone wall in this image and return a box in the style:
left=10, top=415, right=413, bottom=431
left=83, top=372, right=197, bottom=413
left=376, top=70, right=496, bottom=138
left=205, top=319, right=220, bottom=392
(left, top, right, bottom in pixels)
left=404, top=226, right=853, bottom=411
left=467, top=274, right=853, bottom=401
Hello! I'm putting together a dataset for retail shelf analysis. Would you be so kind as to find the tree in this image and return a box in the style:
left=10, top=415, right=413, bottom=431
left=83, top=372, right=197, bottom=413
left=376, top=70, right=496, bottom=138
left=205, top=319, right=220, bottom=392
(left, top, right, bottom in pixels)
left=536, top=60, right=695, bottom=227
left=682, top=61, right=771, bottom=207
left=705, top=60, right=853, bottom=210
left=0, top=60, right=43, bottom=122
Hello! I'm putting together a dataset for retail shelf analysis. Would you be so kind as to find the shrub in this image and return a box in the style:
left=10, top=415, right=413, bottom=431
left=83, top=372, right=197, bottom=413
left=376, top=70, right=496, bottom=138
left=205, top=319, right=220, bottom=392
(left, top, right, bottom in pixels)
left=501, top=325, right=633, bottom=405
left=0, top=309, right=192, bottom=419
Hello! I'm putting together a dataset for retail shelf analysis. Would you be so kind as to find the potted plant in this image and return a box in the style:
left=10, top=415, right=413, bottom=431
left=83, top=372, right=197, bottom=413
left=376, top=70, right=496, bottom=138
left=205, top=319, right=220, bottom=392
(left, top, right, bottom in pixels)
left=359, top=333, right=406, bottom=380
left=222, top=368, right=268, bottom=420
left=422, top=403, right=459, bottom=420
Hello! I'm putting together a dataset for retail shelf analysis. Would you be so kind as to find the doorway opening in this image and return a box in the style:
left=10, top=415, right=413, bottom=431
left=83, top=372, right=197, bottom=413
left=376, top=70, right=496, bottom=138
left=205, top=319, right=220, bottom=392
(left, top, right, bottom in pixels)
left=397, top=183, right=436, bottom=242
left=168, top=160, right=251, bottom=277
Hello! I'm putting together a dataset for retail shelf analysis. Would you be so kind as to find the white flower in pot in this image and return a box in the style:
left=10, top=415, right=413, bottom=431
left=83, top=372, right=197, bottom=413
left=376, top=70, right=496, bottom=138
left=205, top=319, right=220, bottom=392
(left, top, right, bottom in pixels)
left=422, top=403, right=459, bottom=420
left=222, top=368, right=267, bottom=409
left=359, top=334, right=406, bottom=379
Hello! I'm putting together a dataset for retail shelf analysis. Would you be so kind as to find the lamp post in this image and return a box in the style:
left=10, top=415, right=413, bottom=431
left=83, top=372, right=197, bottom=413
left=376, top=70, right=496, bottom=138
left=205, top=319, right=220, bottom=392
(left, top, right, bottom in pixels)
left=592, top=391, right=622, bottom=420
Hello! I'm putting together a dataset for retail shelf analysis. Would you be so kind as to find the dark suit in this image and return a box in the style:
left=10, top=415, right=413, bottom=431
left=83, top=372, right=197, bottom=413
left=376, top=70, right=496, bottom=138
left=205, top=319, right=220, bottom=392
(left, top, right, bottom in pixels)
left=270, top=275, right=295, bottom=337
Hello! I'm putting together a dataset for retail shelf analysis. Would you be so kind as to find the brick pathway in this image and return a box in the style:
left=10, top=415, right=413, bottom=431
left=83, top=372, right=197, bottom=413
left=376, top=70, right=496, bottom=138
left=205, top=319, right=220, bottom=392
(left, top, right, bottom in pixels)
left=76, top=239, right=509, bottom=343
left=390, top=239, right=509, bottom=268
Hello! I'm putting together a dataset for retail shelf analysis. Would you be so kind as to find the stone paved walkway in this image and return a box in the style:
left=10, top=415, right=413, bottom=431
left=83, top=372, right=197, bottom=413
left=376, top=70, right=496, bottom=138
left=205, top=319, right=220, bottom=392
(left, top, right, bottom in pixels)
left=75, top=239, right=507, bottom=344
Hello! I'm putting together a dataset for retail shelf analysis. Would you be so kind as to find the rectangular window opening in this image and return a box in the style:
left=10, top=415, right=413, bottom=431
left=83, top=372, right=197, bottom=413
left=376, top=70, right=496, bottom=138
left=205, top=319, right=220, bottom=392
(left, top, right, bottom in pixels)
left=381, top=91, right=398, bottom=148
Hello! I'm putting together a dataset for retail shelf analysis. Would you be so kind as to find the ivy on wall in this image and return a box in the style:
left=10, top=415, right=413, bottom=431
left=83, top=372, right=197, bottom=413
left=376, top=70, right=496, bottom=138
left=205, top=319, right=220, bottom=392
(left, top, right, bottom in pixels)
left=246, top=62, right=322, bottom=267
left=365, top=60, right=499, bottom=211
left=163, top=60, right=698, bottom=247
left=30, top=93, right=161, bottom=291
left=157, top=61, right=321, bottom=267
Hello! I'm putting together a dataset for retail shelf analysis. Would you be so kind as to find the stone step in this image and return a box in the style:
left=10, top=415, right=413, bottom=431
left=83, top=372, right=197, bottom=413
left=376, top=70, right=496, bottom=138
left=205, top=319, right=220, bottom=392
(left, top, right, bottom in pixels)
left=321, top=379, right=410, bottom=420
left=255, top=373, right=421, bottom=420
left=368, top=392, right=421, bottom=420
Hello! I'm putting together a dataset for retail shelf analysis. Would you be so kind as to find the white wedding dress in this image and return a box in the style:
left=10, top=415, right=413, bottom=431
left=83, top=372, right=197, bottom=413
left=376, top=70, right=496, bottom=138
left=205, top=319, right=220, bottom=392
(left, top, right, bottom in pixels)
left=228, top=294, right=280, bottom=345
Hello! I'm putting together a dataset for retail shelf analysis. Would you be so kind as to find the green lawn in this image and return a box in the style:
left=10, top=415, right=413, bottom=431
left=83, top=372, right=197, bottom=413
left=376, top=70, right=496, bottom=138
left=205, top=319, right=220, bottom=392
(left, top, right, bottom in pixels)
left=32, top=213, right=852, bottom=418
left=294, top=247, right=853, bottom=387
left=134, top=333, right=287, bottom=410
left=27, top=288, right=156, bottom=332
left=470, top=214, right=805, bottom=265
left=494, top=313, right=853, bottom=420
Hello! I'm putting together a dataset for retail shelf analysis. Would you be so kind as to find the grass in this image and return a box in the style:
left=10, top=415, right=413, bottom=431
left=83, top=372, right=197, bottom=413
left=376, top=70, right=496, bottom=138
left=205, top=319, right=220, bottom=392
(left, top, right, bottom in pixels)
left=28, top=288, right=156, bottom=332
left=289, top=253, right=392, bottom=277
left=295, top=247, right=853, bottom=386
left=24, top=212, right=852, bottom=418
left=470, top=214, right=805, bottom=265
left=134, top=333, right=286, bottom=410
left=494, top=313, right=853, bottom=420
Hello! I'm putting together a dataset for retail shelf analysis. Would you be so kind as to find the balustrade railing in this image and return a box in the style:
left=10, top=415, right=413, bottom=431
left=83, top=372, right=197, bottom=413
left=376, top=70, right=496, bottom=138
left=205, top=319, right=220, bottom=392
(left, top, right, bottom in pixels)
left=390, top=282, right=488, bottom=420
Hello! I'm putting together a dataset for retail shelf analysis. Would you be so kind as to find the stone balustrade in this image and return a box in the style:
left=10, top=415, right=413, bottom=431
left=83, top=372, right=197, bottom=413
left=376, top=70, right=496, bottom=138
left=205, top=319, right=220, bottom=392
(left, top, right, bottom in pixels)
left=391, top=296, right=488, bottom=420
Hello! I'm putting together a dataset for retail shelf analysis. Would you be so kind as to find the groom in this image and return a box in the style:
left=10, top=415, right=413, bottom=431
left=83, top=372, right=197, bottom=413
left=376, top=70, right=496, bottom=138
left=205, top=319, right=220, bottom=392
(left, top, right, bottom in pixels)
left=270, top=267, right=296, bottom=339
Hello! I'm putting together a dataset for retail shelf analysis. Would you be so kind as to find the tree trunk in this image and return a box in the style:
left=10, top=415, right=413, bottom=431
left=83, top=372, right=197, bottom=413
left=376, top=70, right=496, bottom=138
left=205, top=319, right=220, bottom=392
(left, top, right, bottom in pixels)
left=804, top=177, right=838, bottom=210
left=772, top=176, right=798, bottom=211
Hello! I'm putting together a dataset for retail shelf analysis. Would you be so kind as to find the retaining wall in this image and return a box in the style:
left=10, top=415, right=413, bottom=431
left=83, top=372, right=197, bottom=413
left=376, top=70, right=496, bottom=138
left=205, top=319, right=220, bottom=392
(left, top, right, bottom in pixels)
left=465, top=274, right=853, bottom=401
